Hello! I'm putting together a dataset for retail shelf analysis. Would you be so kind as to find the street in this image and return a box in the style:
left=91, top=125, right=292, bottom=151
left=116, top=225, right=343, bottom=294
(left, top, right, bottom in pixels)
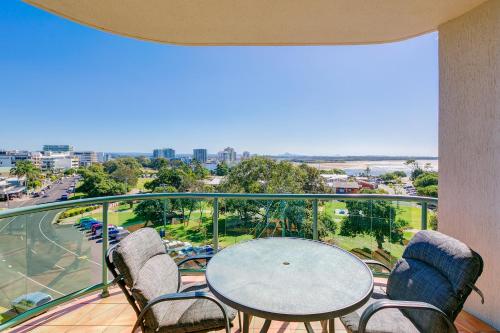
left=0, top=176, right=103, bottom=313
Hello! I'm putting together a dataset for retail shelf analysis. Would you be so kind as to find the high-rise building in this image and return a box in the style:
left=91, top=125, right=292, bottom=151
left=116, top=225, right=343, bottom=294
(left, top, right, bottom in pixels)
left=153, top=148, right=175, bottom=159
left=153, top=149, right=162, bottom=158
left=163, top=148, right=175, bottom=159
left=242, top=151, right=250, bottom=160
left=217, top=147, right=237, bottom=164
left=74, top=151, right=98, bottom=167
left=42, top=145, right=74, bottom=153
left=193, top=149, right=208, bottom=163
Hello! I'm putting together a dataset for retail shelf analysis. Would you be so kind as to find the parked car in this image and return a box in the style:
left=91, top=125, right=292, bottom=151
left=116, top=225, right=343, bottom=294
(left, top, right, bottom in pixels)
left=93, top=226, right=122, bottom=238
left=11, top=292, right=53, bottom=313
left=75, top=217, right=95, bottom=227
left=60, top=194, right=68, bottom=201
left=79, top=220, right=100, bottom=230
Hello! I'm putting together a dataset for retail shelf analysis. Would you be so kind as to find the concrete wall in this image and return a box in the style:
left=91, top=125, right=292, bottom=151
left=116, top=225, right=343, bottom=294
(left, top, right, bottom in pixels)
left=439, top=0, right=500, bottom=328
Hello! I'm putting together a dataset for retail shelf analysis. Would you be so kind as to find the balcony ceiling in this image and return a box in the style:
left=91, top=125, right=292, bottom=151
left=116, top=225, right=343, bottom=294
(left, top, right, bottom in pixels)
left=24, top=0, right=486, bottom=45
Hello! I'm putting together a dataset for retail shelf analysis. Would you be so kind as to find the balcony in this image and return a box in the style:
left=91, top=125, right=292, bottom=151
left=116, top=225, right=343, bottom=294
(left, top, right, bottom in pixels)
left=0, top=193, right=495, bottom=332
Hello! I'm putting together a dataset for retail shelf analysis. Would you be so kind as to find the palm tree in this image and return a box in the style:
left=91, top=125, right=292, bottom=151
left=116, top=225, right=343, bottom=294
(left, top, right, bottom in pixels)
left=10, top=160, right=41, bottom=189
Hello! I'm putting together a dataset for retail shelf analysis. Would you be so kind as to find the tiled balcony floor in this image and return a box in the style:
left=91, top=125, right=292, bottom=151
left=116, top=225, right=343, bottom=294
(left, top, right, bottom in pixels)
left=6, top=278, right=497, bottom=333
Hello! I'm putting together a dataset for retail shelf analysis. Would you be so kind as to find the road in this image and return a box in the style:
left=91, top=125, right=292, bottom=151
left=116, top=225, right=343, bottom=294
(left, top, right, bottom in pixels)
left=0, top=176, right=102, bottom=313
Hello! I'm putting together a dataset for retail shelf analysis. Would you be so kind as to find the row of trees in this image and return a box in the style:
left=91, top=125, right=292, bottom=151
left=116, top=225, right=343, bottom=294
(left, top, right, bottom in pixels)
left=133, top=159, right=213, bottom=225
left=130, top=156, right=410, bottom=248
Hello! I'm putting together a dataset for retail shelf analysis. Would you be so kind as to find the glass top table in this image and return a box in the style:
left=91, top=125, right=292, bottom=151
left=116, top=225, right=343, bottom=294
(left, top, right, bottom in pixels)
left=206, top=238, right=374, bottom=333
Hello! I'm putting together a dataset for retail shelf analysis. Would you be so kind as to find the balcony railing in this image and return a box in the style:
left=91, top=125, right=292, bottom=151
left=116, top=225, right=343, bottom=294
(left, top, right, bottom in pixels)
left=0, top=193, right=437, bottom=331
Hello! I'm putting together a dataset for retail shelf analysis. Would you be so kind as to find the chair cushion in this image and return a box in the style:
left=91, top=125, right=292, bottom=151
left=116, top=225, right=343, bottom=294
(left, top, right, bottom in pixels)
left=340, top=287, right=420, bottom=333
left=386, top=230, right=483, bottom=332
left=155, top=285, right=237, bottom=333
left=112, top=228, right=176, bottom=289
left=387, top=258, right=455, bottom=332
left=112, top=228, right=180, bottom=328
left=401, top=230, right=482, bottom=294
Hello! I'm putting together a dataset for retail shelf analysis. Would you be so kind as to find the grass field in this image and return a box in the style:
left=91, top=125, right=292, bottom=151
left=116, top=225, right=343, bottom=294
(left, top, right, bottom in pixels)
left=135, top=178, right=151, bottom=191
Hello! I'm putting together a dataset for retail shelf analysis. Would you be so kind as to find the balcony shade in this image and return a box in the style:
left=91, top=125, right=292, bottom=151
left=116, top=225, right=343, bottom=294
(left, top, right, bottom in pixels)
left=25, top=0, right=485, bottom=45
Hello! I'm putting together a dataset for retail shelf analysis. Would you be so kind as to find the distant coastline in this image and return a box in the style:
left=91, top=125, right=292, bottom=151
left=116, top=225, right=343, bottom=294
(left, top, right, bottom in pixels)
left=109, top=152, right=438, bottom=162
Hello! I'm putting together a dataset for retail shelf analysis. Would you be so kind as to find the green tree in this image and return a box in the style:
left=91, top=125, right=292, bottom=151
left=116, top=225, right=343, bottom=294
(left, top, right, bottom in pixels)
left=146, top=166, right=194, bottom=192
left=133, top=186, right=178, bottom=226
left=319, top=211, right=337, bottom=234
left=10, top=160, right=42, bottom=189
left=219, top=157, right=327, bottom=226
left=135, top=156, right=152, bottom=168
left=297, top=163, right=328, bottom=193
left=413, top=172, right=438, bottom=198
left=379, top=171, right=406, bottom=183
left=77, top=165, right=127, bottom=197
left=215, top=162, right=229, bottom=176
left=151, top=158, right=169, bottom=170
left=104, top=158, right=142, bottom=188
left=406, top=159, right=424, bottom=180
left=413, top=172, right=438, bottom=188
left=340, top=199, right=408, bottom=250
left=192, top=160, right=210, bottom=179
left=64, top=168, right=77, bottom=176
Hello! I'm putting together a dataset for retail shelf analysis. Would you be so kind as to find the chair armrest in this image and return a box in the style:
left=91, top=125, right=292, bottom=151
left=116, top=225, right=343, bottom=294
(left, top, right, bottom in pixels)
left=132, top=291, right=231, bottom=333
left=362, top=259, right=392, bottom=272
left=177, top=254, right=214, bottom=267
left=358, top=299, right=457, bottom=333
left=468, top=283, right=485, bottom=304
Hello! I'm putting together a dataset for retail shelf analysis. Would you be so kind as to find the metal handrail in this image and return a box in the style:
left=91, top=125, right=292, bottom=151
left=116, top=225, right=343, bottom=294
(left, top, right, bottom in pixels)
left=0, top=192, right=437, bottom=219
left=0, top=192, right=437, bottom=331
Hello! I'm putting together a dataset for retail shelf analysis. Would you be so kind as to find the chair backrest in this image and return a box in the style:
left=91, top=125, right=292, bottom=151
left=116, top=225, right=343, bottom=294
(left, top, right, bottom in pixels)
left=387, top=230, right=483, bottom=332
left=106, top=227, right=179, bottom=329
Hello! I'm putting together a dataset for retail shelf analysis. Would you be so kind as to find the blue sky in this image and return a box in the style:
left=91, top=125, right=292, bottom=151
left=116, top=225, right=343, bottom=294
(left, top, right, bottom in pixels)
left=0, top=1, right=438, bottom=156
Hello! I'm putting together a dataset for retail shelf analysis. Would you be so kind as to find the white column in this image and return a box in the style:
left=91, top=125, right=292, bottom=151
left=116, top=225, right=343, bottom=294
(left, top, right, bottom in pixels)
left=439, top=0, right=499, bottom=328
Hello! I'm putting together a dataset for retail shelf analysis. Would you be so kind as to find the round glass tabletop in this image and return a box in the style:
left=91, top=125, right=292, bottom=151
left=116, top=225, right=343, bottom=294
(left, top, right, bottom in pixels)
left=206, top=238, right=374, bottom=321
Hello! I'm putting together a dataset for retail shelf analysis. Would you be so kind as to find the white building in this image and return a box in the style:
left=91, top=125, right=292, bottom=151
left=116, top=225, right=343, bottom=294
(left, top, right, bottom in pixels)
left=0, top=176, right=26, bottom=200
left=41, top=153, right=79, bottom=171
left=0, top=150, right=42, bottom=168
left=74, top=151, right=98, bottom=166
left=217, top=147, right=236, bottom=164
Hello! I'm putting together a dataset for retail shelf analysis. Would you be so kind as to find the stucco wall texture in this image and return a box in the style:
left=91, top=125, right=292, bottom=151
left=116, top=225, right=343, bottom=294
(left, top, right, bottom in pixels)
left=439, top=0, right=500, bottom=328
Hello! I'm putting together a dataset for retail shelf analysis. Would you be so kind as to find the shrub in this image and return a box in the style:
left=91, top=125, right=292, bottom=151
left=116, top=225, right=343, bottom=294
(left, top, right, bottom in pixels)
left=58, top=206, right=96, bottom=220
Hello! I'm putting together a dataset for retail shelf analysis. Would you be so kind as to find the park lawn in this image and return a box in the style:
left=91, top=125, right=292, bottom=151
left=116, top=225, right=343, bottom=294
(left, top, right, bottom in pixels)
left=89, top=204, right=143, bottom=227
left=327, top=233, right=405, bottom=262
left=322, top=201, right=347, bottom=214
left=395, top=203, right=427, bottom=229
left=135, top=178, right=151, bottom=191
left=324, top=200, right=425, bottom=230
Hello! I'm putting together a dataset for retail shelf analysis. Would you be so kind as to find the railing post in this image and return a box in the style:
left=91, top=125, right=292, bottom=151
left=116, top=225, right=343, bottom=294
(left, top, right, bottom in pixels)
left=101, top=202, right=109, bottom=298
left=421, top=202, right=428, bottom=230
left=163, top=199, right=167, bottom=229
left=312, top=199, right=318, bottom=240
left=213, top=198, right=219, bottom=252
